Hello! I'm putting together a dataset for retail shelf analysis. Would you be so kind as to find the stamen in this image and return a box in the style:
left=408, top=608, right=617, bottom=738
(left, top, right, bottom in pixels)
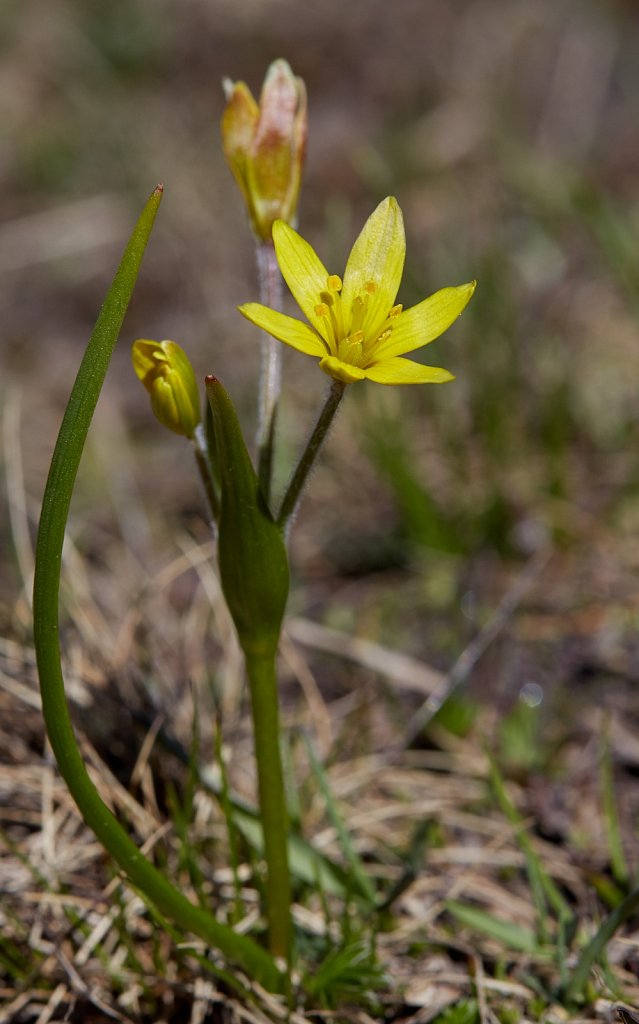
left=315, top=302, right=330, bottom=318
left=368, top=305, right=401, bottom=346
left=327, top=274, right=342, bottom=292
left=320, top=290, right=344, bottom=350
left=350, top=295, right=366, bottom=335
left=337, top=333, right=365, bottom=367
left=333, top=304, right=345, bottom=345
left=352, top=330, right=364, bottom=343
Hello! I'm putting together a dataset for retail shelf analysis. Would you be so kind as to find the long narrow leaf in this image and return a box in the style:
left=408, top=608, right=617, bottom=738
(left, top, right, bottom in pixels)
left=33, top=185, right=282, bottom=993
left=489, top=756, right=572, bottom=924
left=447, top=901, right=542, bottom=955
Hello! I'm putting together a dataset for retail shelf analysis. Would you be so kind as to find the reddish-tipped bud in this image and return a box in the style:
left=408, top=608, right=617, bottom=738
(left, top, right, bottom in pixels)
left=221, top=59, right=307, bottom=242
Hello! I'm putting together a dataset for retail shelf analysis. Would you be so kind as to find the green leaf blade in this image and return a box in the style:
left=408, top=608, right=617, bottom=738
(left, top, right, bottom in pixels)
left=33, top=186, right=283, bottom=993
left=447, top=900, right=542, bottom=955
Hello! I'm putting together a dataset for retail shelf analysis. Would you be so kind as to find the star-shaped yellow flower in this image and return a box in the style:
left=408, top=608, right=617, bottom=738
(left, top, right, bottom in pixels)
left=239, top=196, right=475, bottom=385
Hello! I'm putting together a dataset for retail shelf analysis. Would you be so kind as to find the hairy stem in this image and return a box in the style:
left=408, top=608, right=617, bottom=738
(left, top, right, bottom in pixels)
left=256, top=242, right=283, bottom=503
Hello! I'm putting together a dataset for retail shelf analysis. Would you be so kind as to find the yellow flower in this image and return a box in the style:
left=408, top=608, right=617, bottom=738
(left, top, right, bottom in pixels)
left=239, top=197, right=475, bottom=385
left=221, top=59, right=307, bottom=242
left=131, top=339, right=200, bottom=438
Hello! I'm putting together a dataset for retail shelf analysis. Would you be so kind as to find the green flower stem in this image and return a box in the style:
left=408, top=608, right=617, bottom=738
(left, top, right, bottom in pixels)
left=206, top=375, right=291, bottom=961
left=193, top=423, right=220, bottom=524
left=245, top=651, right=292, bottom=962
left=256, top=241, right=283, bottom=504
left=32, top=186, right=283, bottom=994
left=277, top=379, right=346, bottom=531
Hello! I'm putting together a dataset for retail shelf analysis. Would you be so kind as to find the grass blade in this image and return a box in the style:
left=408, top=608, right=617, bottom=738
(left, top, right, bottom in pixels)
left=447, top=901, right=542, bottom=955
left=157, top=720, right=361, bottom=898
left=302, top=735, right=377, bottom=905
left=489, top=756, right=573, bottom=926
left=566, top=887, right=639, bottom=1003
left=600, top=726, right=629, bottom=889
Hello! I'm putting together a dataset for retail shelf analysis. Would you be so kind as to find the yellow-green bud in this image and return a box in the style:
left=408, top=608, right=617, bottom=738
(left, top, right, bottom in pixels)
left=132, top=339, right=200, bottom=438
left=205, top=375, right=289, bottom=659
left=221, top=59, right=307, bottom=242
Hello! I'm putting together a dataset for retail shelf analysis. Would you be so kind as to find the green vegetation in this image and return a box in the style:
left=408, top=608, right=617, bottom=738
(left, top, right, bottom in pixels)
left=2, top=2, right=639, bottom=1021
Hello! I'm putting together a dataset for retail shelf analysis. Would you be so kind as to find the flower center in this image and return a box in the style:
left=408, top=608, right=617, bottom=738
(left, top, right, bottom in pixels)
left=313, top=275, right=402, bottom=367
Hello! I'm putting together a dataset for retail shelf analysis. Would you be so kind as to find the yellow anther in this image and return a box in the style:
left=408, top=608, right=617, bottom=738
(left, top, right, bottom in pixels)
left=315, top=302, right=330, bottom=318
left=377, top=327, right=392, bottom=343
left=327, top=274, right=342, bottom=292
left=352, top=330, right=364, bottom=343
left=390, top=303, right=403, bottom=317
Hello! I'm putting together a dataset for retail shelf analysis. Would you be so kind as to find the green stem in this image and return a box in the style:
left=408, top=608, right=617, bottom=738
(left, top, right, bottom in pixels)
left=245, top=652, right=292, bottom=961
left=277, top=379, right=346, bottom=531
left=32, top=186, right=282, bottom=993
left=256, top=241, right=283, bottom=504
left=193, top=423, right=220, bottom=524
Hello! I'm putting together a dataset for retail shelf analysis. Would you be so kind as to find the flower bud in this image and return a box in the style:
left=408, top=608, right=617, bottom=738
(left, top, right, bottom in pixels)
left=221, top=59, right=307, bottom=242
left=132, top=339, right=200, bottom=438
left=205, top=375, right=289, bottom=659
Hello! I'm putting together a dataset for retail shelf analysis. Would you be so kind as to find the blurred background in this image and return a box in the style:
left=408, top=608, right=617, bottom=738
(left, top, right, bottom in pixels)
left=1, top=0, right=638, bottom=729
left=4, top=5, right=639, bottom=1015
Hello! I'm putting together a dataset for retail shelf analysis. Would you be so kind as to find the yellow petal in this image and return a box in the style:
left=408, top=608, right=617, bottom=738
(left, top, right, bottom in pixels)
left=319, top=355, right=366, bottom=383
left=374, top=282, right=476, bottom=360
left=131, top=339, right=200, bottom=437
left=272, top=220, right=331, bottom=339
left=364, top=357, right=454, bottom=385
left=149, top=373, right=199, bottom=438
left=131, top=338, right=166, bottom=382
left=341, top=197, right=406, bottom=341
left=238, top=302, right=326, bottom=356
left=221, top=81, right=259, bottom=206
